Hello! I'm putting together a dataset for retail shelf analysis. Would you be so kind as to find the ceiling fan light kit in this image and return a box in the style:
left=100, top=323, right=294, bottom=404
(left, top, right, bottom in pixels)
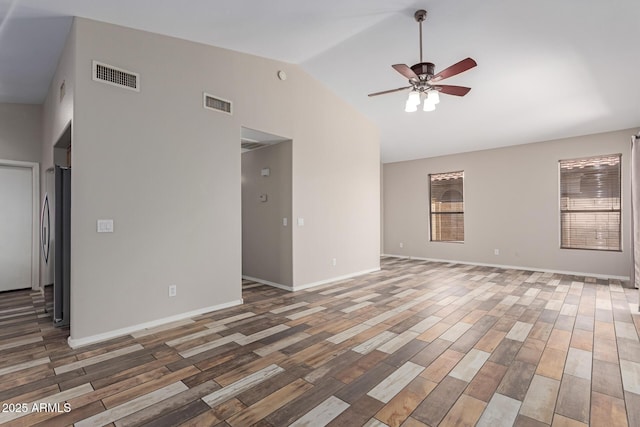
left=405, top=101, right=418, bottom=113
left=407, top=91, right=421, bottom=106
left=423, top=102, right=436, bottom=112
left=369, top=9, right=477, bottom=113
left=427, top=90, right=439, bottom=105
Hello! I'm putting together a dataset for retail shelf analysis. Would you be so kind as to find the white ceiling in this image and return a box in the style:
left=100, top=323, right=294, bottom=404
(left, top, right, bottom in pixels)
left=1, top=0, right=638, bottom=162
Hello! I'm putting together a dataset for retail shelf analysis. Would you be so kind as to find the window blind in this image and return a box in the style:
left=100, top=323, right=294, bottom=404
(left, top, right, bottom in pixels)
left=430, top=171, right=464, bottom=242
left=559, top=154, right=621, bottom=251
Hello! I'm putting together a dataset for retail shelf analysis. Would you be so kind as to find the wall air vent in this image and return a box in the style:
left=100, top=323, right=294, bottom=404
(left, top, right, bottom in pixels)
left=241, top=139, right=268, bottom=152
left=204, top=93, right=232, bottom=115
left=92, top=61, right=140, bottom=92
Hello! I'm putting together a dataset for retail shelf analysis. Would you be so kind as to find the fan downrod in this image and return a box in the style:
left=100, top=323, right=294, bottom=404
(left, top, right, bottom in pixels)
left=414, top=10, right=427, bottom=64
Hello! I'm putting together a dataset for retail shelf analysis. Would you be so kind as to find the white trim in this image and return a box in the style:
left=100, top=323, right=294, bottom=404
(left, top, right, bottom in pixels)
left=292, top=268, right=381, bottom=291
left=244, top=268, right=381, bottom=292
left=0, top=159, right=40, bottom=290
left=381, top=254, right=629, bottom=281
left=67, top=299, right=243, bottom=349
left=242, top=276, right=292, bottom=291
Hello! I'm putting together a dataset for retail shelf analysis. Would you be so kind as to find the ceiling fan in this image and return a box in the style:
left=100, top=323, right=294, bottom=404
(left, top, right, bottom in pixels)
left=368, top=9, right=477, bottom=112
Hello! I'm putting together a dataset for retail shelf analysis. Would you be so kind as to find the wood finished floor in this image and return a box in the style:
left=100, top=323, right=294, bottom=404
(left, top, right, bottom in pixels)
left=1, top=257, right=639, bottom=426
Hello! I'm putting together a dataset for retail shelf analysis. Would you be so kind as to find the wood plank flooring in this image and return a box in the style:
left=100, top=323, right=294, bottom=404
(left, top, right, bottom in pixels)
left=1, top=257, right=639, bottom=426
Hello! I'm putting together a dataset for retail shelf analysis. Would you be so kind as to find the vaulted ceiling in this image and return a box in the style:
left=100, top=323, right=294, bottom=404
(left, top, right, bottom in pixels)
left=1, top=0, right=638, bottom=162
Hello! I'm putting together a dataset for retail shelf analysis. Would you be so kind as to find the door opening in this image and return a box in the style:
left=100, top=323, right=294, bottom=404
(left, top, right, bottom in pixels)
left=240, top=127, right=293, bottom=291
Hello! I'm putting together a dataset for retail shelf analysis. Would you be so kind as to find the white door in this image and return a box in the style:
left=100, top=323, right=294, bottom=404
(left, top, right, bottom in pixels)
left=0, top=164, right=32, bottom=291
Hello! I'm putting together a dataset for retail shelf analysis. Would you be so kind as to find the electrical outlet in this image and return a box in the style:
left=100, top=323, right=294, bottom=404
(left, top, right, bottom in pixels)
left=169, top=285, right=177, bottom=297
left=400, top=242, right=404, bottom=248
left=97, top=219, right=114, bottom=233
left=494, top=249, right=499, bottom=255
left=332, top=258, right=337, bottom=266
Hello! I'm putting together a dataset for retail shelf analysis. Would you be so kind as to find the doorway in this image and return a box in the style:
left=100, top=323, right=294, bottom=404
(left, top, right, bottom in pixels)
left=241, top=127, right=293, bottom=290
left=0, top=160, right=39, bottom=292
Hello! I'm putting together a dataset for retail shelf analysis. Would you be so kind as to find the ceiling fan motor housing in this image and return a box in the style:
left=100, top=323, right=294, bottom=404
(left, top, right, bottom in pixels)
left=411, top=62, right=435, bottom=79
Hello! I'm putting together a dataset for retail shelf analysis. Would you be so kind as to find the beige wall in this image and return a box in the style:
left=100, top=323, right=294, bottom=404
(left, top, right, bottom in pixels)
left=42, top=18, right=379, bottom=343
left=290, top=80, right=380, bottom=286
left=0, top=104, right=42, bottom=163
left=383, top=128, right=638, bottom=279
left=40, top=22, right=76, bottom=294
left=242, top=142, right=293, bottom=287
left=42, top=22, right=75, bottom=168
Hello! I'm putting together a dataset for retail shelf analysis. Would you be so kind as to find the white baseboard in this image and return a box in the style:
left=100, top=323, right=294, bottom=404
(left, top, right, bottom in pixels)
left=381, top=254, right=629, bottom=281
left=292, top=268, right=381, bottom=291
left=244, top=268, right=381, bottom=292
left=242, top=276, right=292, bottom=291
left=67, top=299, right=243, bottom=349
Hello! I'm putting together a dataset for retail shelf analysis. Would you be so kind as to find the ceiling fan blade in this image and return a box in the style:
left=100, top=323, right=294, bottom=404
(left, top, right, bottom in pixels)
left=392, top=64, right=419, bottom=81
left=368, top=86, right=412, bottom=97
left=431, top=57, right=477, bottom=82
left=437, top=85, right=472, bottom=97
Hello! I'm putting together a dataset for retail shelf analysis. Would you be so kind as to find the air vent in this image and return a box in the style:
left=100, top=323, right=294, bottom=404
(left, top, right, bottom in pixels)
left=92, top=61, right=139, bottom=92
left=204, top=93, right=232, bottom=115
left=241, top=141, right=268, bottom=151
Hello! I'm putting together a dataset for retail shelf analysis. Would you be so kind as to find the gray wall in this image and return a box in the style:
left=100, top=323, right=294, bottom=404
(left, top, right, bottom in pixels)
left=0, top=104, right=42, bottom=163
left=242, top=142, right=293, bottom=287
left=42, top=18, right=379, bottom=343
left=383, top=128, right=638, bottom=279
left=289, top=68, right=380, bottom=287
left=41, top=21, right=76, bottom=295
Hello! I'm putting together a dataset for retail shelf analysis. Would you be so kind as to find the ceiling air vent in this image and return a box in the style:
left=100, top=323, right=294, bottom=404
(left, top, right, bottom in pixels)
left=204, top=93, right=232, bottom=115
left=92, top=61, right=139, bottom=92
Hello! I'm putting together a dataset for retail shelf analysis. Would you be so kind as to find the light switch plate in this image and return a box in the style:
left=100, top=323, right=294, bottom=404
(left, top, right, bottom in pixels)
left=297, top=218, right=304, bottom=226
left=97, top=219, right=114, bottom=233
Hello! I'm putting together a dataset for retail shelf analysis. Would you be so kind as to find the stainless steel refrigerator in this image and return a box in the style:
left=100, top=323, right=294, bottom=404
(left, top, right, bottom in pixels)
left=42, top=165, right=70, bottom=327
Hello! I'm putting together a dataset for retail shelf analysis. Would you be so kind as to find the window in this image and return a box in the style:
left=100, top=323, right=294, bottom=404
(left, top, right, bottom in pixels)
left=430, top=171, right=464, bottom=242
left=559, top=154, right=621, bottom=251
